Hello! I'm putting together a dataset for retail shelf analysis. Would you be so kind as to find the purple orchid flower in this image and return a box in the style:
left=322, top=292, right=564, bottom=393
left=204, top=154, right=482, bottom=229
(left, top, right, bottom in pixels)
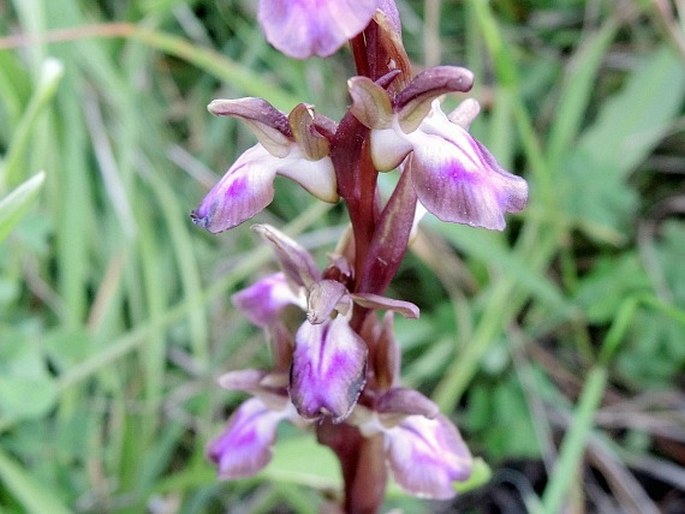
left=191, top=99, right=338, bottom=233
left=349, top=67, right=528, bottom=231
left=208, top=397, right=291, bottom=479
left=385, top=413, right=473, bottom=499
left=291, top=315, right=368, bottom=422
left=207, top=369, right=298, bottom=479
left=231, top=224, right=419, bottom=422
left=347, top=388, right=472, bottom=499
left=197, top=2, right=524, bottom=507
left=336, top=312, right=474, bottom=500
left=258, top=0, right=379, bottom=59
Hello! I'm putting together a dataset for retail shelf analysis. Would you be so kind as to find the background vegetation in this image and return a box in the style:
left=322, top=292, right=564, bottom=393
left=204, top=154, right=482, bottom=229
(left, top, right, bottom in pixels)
left=1, top=0, right=684, bottom=512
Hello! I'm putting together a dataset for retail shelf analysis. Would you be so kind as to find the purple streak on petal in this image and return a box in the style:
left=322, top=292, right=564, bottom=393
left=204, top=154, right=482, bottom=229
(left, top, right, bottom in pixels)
left=207, top=398, right=286, bottom=479
left=191, top=144, right=277, bottom=233
left=258, top=0, right=378, bottom=59
left=410, top=126, right=527, bottom=231
left=290, top=317, right=367, bottom=422
left=232, top=272, right=301, bottom=327
left=472, top=138, right=528, bottom=213
left=385, top=414, right=472, bottom=499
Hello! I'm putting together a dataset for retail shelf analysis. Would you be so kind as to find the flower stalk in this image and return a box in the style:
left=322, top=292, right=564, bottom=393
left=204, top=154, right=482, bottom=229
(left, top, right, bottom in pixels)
left=192, top=2, right=527, bottom=512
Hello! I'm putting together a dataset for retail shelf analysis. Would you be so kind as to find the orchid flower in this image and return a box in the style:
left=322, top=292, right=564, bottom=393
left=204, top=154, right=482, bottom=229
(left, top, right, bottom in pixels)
left=348, top=315, right=473, bottom=499
left=232, top=224, right=419, bottom=423
left=196, top=1, right=527, bottom=508
left=349, top=67, right=528, bottom=230
left=207, top=369, right=298, bottom=478
left=191, top=99, right=338, bottom=233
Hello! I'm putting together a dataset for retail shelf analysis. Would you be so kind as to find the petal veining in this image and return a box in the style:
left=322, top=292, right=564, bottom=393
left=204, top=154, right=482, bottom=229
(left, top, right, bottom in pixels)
left=385, top=414, right=472, bottom=499
left=290, top=317, right=367, bottom=422
left=207, top=398, right=291, bottom=479
left=191, top=144, right=277, bottom=233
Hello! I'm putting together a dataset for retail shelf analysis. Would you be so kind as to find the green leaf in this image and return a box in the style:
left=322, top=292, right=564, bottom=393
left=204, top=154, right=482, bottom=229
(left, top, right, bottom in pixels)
left=546, top=19, right=618, bottom=168
left=615, top=221, right=685, bottom=386
left=573, top=252, right=651, bottom=323
left=0, top=324, right=57, bottom=420
left=561, top=46, right=685, bottom=242
left=578, top=46, right=685, bottom=175
left=0, top=57, right=62, bottom=190
left=262, top=436, right=341, bottom=490
left=466, top=377, right=542, bottom=460
left=0, top=171, right=45, bottom=244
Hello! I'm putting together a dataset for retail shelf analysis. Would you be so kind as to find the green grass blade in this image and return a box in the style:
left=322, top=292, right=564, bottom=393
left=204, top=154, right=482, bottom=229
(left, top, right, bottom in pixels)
left=0, top=171, right=45, bottom=243
left=541, top=366, right=608, bottom=514
left=545, top=20, right=618, bottom=169
left=0, top=58, right=62, bottom=192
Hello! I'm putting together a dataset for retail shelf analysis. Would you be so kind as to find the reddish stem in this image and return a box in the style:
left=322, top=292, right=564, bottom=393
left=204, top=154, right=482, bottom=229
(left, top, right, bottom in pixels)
left=350, top=140, right=379, bottom=291
left=345, top=434, right=388, bottom=514
left=317, top=422, right=387, bottom=514
left=350, top=33, right=370, bottom=78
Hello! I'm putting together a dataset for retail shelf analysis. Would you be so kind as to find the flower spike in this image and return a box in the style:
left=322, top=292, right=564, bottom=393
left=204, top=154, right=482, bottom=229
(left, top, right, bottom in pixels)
left=349, top=72, right=528, bottom=230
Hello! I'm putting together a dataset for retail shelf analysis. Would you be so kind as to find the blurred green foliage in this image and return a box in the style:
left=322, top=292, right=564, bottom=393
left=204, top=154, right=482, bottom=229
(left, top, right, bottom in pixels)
left=1, top=1, right=684, bottom=513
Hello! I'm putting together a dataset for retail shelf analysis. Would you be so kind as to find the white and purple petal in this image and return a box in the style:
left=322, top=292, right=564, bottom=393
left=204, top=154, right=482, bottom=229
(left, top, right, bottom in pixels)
left=232, top=272, right=303, bottom=327
left=289, top=316, right=367, bottom=422
left=191, top=144, right=277, bottom=233
left=385, top=414, right=472, bottom=499
left=258, top=0, right=378, bottom=59
left=408, top=108, right=527, bottom=230
left=192, top=143, right=337, bottom=234
left=207, top=397, right=292, bottom=479
left=275, top=146, right=338, bottom=203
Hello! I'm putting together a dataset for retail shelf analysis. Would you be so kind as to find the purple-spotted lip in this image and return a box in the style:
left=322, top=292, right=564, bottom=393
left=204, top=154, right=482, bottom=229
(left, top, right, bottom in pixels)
left=289, top=316, right=368, bottom=423
left=384, top=413, right=473, bottom=499
left=207, top=397, right=293, bottom=479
